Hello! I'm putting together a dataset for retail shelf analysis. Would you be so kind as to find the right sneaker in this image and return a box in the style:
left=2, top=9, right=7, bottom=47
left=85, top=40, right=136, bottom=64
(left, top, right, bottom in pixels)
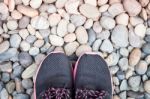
left=74, top=53, right=113, bottom=99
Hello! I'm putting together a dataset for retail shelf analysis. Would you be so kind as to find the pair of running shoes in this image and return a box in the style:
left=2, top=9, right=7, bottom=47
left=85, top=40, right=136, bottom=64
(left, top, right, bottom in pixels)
left=34, top=52, right=113, bottom=99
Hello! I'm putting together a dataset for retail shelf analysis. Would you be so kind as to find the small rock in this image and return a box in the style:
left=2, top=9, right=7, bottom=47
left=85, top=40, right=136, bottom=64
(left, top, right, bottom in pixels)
left=145, top=93, right=150, bottom=99
left=0, top=3, right=9, bottom=20
left=116, top=13, right=129, bottom=26
left=76, top=45, right=92, bottom=56
left=119, top=91, right=127, bottom=99
left=108, top=3, right=124, bottom=17
left=120, top=80, right=128, bottom=91
left=26, top=35, right=37, bottom=44
left=145, top=55, right=150, bottom=64
left=22, top=64, right=37, bottom=79
left=0, top=41, right=9, bottom=54
left=87, top=29, right=96, bottom=45
left=19, top=16, right=30, bottom=28
left=79, top=4, right=100, bottom=19
left=120, top=48, right=129, bottom=57
left=7, top=20, right=18, bottom=30
left=20, top=41, right=30, bottom=51
left=100, top=39, right=113, bottom=53
left=123, top=0, right=141, bottom=16
left=13, top=94, right=29, bottom=99
left=10, top=34, right=21, bottom=48
left=100, top=16, right=115, bottom=30
left=130, top=16, right=144, bottom=26
left=129, top=48, right=141, bottom=66
left=117, top=70, right=125, bottom=80
left=56, top=0, right=67, bottom=8
left=29, top=47, right=40, bottom=56
left=22, top=79, right=33, bottom=89
left=105, top=52, right=119, bottom=66
left=127, top=91, right=144, bottom=98
left=145, top=35, right=150, bottom=43
left=70, top=14, right=86, bottom=27
left=84, top=19, right=93, bottom=29
left=48, top=13, right=61, bottom=26
left=111, top=25, right=129, bottom=47
left=84, top=0, right=97, bottom=6
left=97, top=30, right=110, bottom=40
left=34, top=39, right=44, bottom=48
left=40, top=42, right=51, bottom=53
left=15, top=78, right=24, bottom=93
left=99, top=4, right=109, bottom=13
left=6, top=81, right=15, bottom=94
left=11, top=10, right=22, bottom=19
left=43, top=0, right=56, bottom=3
left=47, top=4, right=56, bottom=13
left=109, top=66, right=119, bottom=75
left=98, top=0, right=108, bottom=6
left=49, top=35, right=64, bottom=46
left=93, top=21, right=102, bottom=33
left=57, top=19, right=68, bottom=37
left=64, top=41, right=79, bottom=56
left=0, top=62, right=12, bottom=72
left=75, top=26, right=88, bottom=44
left=134, top=24, right=146, bottom=38
left=30, top=0, right=42, bottom=9
left=113, top=77, right=120, bottom=86
left=13, top=66, right=24, bottom=77
left=128, top=76, right=141, bottom=90
left=118, top=58, right=128, bottom=71
left=135, top=60, right=148, bottom=75
left=18, top=52, right=33, bottom=67
left=19, top=29, right=29, bottom=40
left=17, top=5, right=38, bottom=17
left=144, top=80, right=150, bottom=94
left=139, top=0, right=149, bottom=7
left=64, top=33, right=76, bottom=43
left=142, top=43, right=150, bottom=54
left=67, top=23, right=75, bottom=33
left=34, top=54, right=46, bottom=65
left=92, top=39, right=102, bottom=51
left=1, top=73, right=10, bottom=83
left=0, top=88, right=8, bottom=99
left=31, top=16, right=49, bottom=29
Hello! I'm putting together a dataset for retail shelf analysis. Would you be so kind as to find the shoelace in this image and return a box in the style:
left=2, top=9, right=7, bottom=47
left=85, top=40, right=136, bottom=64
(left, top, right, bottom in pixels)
left=75, top=89, right=108, bottom=99
left=39, top=87, right=71, bottom=99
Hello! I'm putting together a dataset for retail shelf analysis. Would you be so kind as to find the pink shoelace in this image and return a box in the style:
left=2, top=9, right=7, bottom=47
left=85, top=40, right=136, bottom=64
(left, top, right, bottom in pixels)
left=40, top=87, right=71, bottom=99
left=75, top=89, right=108, bottom=99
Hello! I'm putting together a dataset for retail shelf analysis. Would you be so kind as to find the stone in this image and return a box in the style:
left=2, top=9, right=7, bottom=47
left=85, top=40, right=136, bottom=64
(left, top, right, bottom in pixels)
left=109, top=66, right=119, bottom=75
left=0, top=3, right=9, bottom=20
left=119, top=91, right=126, bottom=99
left=17, top=5, right=38, bottom=17
left=18, top=52, right=33, bottom=67
left=64, top=41, right=79, bottom=56
left=97, top=30, right=110, bottom=40
left=105, top=52, right=119, bottom=66
left=99, top=4, right=109, bottom=13
left=34, top=40, right=44, bottom=48
left=6, top=81, right=15, bottom=94
left=145, top=35, right=150, bottom=43
left=76, top=45, right=92, bottom=56
left=22, top=0, right=30, bottom=5
left=135, top=61, right=148, bottom=75
left=98, top=0, right=108, bottom=6
left=120, top=80, right=128, bottom=91
left=56, top=0, right=67, bottom=8
left=30, top=0, right=42, bottom=9
left=40, top=42, right=51, bottom=53
left=0, top=88, right=8, bottom=99
left=79, top=4, right=100, bottom=19
left=0, top=48, right=18, bottom=61
left=49, top=35, right=64, bottom=46
left=134, top=24, right=146, bottom=38
left=84, top=19, right=93, bottom=29
left=118, top=58, right=128, bottom=71
left=10, top=34, right=21, bottom=48
left=70, top=14, right=86, bottom=27
left=92, top=39, right=102, bottom=51
left=75, top=26, right=88, bottom=44
left=84, top=0, right=97, bottom=6
left=48, top=13, right=61, bottom=26
left=39, top=29, right=50, bottom=38
left=129, top=48, right=141, bottom=66
left=22, top=79, right=33, bottom=89
left=47, top=4, right=57, bottom=13
left=31, top=16, right=49, bottom=29
left=19, top=29, right=29, bottom=40
left=0, top=62, right=12, bottom=72
left=29, top=47, right=40, bottom=56
left=43, top=0, right=56, bottom=3
left=34, top=54, right=46, bottom=65
left=57, top=19, right=68, bottom=37
left=65, top=0, right=80, bottom=14
left=19, top=16, right=30, bottom=28
left=0, top=41, right=9, bottom=54
left=93, top=21, right=102, bottom=33
left=13, top=94, right=29, bottom=99
left=117, top=70, right=125, bottom=80
left=123, top=0, right=142, bottom=16
left=144, top=80, right=150, bottom=93
left=120, top=48, right=129, bottom=57
left=145, top=55, right=150, bottom=64
left=20, top=41, right=30, bottom=51
left=139, top=0, right=149, bottom=7
left=7, top=20, right=18, bottom=30
left=8, top=0, right=15, bottom=12
left=127, top=91, right=144, bottom=99
left=100, top=39, right=113, bottom=53
left=64, top=33, right=76, bottom=43
left=116, top=13, right=129, bottom=26
left=22, top=64, right=37, bottom=79
left=108, top=3, right=124, bottom=17
left=11, top=10, right=22, bottom=19
left=113, top=77, right=119, bottom=85
left=67, top=23, right=75, bottom=33
left=111, top=25, right=128, bottom=47
left=130, top=16, right=144, bottom=26
left=142, top=43, right=150, bottom=54
left=13, top=66, right=24, bottom=77
left=26, top=35, right=36, bottom=44
left=1, top=73, right=10, bottom=82
left=87, top=29, right=96, bottom=45
left=128, top=76, right=141, bottom=90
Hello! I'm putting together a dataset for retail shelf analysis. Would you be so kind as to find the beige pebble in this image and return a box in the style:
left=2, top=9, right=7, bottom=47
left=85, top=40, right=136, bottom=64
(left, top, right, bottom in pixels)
left=64, top=33, right=76, bottom=43
left=84, top=0, right=97, bottom=6
left=22, top=0, right=30, bottom=5
left=17, top=5, right=39, bottom=17
left=135, top=60, right=148, bottom=75
left=51, top=26, right=57, bottom=35
left=35, top=31, right=43, bottom=39
left=67, top=23, right=75, bottom=33
left=99, top=4, right=109, bottom=13
left=123, top=0, right=142, bottom=16
left=140, top=8, right=147, bottom=21
left=116, top=13, right=129, bottom=26
left=4, top=0, right=9, bottom=5
left=129, top=48, right=141, bottom=66
left=33, top=39, right=44, bottom=48
left=144, top=80, right=150, bottom=93
left=30, top=0, right=42, bottom=9
left=84, top=19, right=93, bottom=29
left=56, top=0, right=67, bottom=8
left=0, top=41, right=9, bottom=54
left=27, top=25, right=36, bottom=35
left=93, top=21, right=102, bottom=33
left=49, top=35, right=64, bottom=46
left=54, top=47, right=64, bottom=52
left=7, top=20, right=18, bottom=30
left=8, top=0, right=15, bottom=12
left=20, top=41, right=31, bottom=51
left=76, top=44, right=92, bottom=56
left=134, top=24, right=146, bottom=38
left=11, top=10, right=22, bottom=19
left=57, top=19, right=68, bottom=37
left=139, top=0, right=149, bottom=7
left=109, top=0, right=121, bottom=4
left=48, top=13, right=61, bottom=26
left=43, top=0, right=56, bottom=3
left=19, top=29, right=29, bottom=40
left=130, top=16, right=144, bottom=26
left=98, top=0, right=108, bottom=6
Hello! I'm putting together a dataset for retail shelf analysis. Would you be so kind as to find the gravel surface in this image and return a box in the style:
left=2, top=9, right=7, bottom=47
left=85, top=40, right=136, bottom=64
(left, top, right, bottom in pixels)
left=0, top=0, right=150, bottom=99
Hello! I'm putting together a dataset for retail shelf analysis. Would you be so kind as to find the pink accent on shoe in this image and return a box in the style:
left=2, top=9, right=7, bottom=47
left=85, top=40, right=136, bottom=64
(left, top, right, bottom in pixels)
left=34, top=51, right=65, bottom=99
left=73, top=52, right=114, bottom=99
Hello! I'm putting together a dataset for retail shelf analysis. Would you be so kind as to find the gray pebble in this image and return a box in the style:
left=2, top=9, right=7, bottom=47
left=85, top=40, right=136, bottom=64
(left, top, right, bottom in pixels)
left=13, top=66, right=24, bottom=77
left=26, top=35, right=37, bottom=44
left=0, top=88, right=8, bottom=99
left=6, top=81, right=15, bottom=94
left=26, top=88, right=33, bottom=95
left=119, top=91, right=126, bottom=99
left=19, top=16, right=30, bottom=29
left=127, top=91, right=144, bottom=98
left=10, top=34, right=21, bottom=48
left=0, top=82, right=4, bottom=92
left=13, top=94, right=29, bottom=99
left=145, top=35, right=150, bottom=43
left=1, top=73, right=10, bottom=83
left=97, top=30, right=110, bottom=40
left=142, top=43, right=150, bottom=54
left=87, top=29, right=96, bottom=45
left=118, top=58, right=128, bottom=71
left=15, top=78, right=24, bottom=93
left=147, top=66, right=150, bottom=77
left=39, top=29, right=50, bottom=38
left=128, top=76, right=141, bottom=91
left=22, top=79, right=33, bottom=89
left=100, top=39, right=113, bottom=53
left=120, top=80, right=128, bottom=91
left=145, top=93, right=150, bottom=99
left=92, top=39, right=102, bottom=51
left=70, top=14, right=86, bottom=26
left=40, top=42, right=51, bottom=53
left=18, top=52, right=33, bottom=67
left=109, top=66, right=119, bottom=75
left=117, top=71, right=125, bottom=80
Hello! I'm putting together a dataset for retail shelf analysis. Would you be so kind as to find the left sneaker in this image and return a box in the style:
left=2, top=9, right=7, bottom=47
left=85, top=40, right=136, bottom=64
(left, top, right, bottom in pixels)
left=34, top=52, right=73, bottom=99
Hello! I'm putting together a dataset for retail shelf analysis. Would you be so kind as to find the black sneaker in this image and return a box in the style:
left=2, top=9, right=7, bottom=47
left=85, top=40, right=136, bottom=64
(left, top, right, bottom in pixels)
left=34, top=52, right=73, bottom=99
left=74, top=52, right=113, bottom=99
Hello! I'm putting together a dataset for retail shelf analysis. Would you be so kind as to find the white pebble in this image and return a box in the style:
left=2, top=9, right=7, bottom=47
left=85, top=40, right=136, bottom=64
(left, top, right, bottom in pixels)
left=134, top=24, right=146, bottom=38
left=7, top=20, right=18, bottom=30
left=49, top=35, right=64, bottom=46
left=48, top=13, right=61, bottom=26
left=64, top=33, right=76, bottom=43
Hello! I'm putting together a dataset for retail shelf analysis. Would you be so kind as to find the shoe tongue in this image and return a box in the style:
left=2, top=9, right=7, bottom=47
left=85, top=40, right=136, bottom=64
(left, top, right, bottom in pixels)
left=39, top=87, right=71, bottom=99
left=75, top=89, right=109, bottom=99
